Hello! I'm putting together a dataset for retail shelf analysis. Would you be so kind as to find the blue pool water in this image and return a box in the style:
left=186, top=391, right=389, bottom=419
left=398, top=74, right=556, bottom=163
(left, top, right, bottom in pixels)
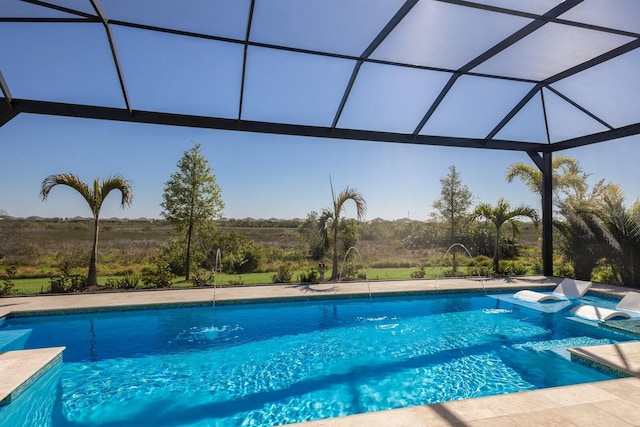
left=0, top=292, right=636, bottom=426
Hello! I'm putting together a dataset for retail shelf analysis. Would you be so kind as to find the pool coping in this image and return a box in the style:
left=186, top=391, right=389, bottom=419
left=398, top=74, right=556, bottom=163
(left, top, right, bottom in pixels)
left=569, top=341, right=640, bottom=378
left=0, top=346, right=65, bottom=405
left=2, top=275, right=640, bottom=426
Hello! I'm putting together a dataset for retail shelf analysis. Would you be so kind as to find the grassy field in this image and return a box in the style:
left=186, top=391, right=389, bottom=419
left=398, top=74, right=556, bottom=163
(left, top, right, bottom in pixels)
left=1, top=217, right=541, bottom=296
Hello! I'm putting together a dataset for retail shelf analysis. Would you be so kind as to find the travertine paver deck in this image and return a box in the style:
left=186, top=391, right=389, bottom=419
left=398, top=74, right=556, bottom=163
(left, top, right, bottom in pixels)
left=0, top=347, right=65, bottom=405
left=1, top=276, right=640, bottom=426
left=569, top=341, right=640, bottom=377
left=0, top=276, right=559, bottom=318
left=287, top=376, right=640, bottom=426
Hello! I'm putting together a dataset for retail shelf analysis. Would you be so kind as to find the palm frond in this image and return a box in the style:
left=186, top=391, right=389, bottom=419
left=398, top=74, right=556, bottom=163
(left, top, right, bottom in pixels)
left=507, top=204, right=539, bottom=226
left=505, top=163, right=541, bottom=194
left=471, top=203, right=494, bottom=222
left=40, top=173, right=96, bottom=213
left=318, top=208, right=334, bottom=249
left=336, top=187, right=367, bottom=221
left=100, top=175, right=134, bottom=209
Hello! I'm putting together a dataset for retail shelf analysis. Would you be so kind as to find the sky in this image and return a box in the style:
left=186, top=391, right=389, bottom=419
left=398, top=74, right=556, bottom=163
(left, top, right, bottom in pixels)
left=1, top=1, right=640, bottom=221
left=1, top=112, right=639, bottom=221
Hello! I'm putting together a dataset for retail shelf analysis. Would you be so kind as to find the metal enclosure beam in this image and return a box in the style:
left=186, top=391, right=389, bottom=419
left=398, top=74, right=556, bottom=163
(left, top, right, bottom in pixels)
left=0, top=101, right=18, bottom=127
left=551, top=122, right=640, bottom=151
left=528, top=151, right=554, bottom=276
left=332, top=0, right=419, bottom=129
left=0, top=70, right=13, bottom=106
left=7, top=98, right=552, bottom=151
left=90, top=0, right=132, bottom=113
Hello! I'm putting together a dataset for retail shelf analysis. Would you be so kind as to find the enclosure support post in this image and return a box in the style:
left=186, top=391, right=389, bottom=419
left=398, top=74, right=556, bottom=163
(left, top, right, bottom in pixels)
left=541, top=152, right=553, bottom=276
left=527, top=151, right=553, bottom=276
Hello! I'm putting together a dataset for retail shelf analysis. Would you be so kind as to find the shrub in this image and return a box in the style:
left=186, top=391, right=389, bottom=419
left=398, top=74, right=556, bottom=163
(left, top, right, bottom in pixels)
left=427, top=254, right=452, bottom=268
left=104, top=274, right=140, bottom=290
left=1, top=266, right=17, bottom=296
left=410, top=258, right=427, bottom=279
left=340, top=261, right=364, bottom=281
left=156, top=240, right=187, bottom=276
left=228, top=276, right=244, bottom=286
left=271, top=264, right=293, bottom=283
left=531, top=259, right=544, bottom=275
left=192, top=269, right=214, bottom=287
left=298, top=269, right=319, bottom=283
left=496, top=260, right=528, bottom=276
left=49, top=274, right=86, bottom=293
left=141, top=256, right=174, bottom=288
left=467, top=255, right=495, bottom=277
left=443, top=269, right=465, bottom=277
left=104, top=276, right=118, bottom=289
left=555, top=263, right=575, bottom=278
left=410, top=268, right=424, bottom=279
left=508, top=261, right=528, bottom=276
left=471, top=255, right=493, bottom=268
left=591, top=263, right=615, bottom=284
left=466, top=265, right=491, bottom=277
left=49, top=260, right=87, bottom=292
left=225, top=242, right=263, bottom=274
left=119, top=274, right=140, bottom=289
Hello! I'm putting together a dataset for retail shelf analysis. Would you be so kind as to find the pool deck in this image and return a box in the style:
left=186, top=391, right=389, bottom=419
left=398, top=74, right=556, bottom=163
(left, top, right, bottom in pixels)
left=2, top=275, right=640, bottom=426
left=0, top=347, right=65, bottom=405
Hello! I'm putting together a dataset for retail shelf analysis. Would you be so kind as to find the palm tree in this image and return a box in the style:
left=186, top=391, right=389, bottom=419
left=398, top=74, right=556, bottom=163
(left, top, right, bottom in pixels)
left=554, top=204, right=604, bottom=280
left=40, top=174, right=133, bottom=287
left=505, top=155, right=588, bottom=202
left=319, top=180, right=367, bottom=281
left=472, top=198, right=539, bottom=273
left=553, top=181, right=616, bottom=280
left=581, top=185, right=640, bottom=285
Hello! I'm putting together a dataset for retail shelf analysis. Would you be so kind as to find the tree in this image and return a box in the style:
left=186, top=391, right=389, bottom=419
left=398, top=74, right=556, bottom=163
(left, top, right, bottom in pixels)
left=340, top=219, right=360, bottom=253
left=471, top=198, right=538, bottom=273
left=554, top=208, right=602, bottom=280
left=40, top=174, right=133, bottom=287
left=597, top=187, right=640, bottom=285
left=319, top=180, right=367, bottom=281
left=569, top=185, right=640, bottom=285
left=553, top=180, right=614, bottom=280
left=161, top=143, right=224, bottom=280
left=297, top=211, right=326, bottom=260
left=432, top=165, right=474, bottom=272
left=505, top=155, right=588, bottom=204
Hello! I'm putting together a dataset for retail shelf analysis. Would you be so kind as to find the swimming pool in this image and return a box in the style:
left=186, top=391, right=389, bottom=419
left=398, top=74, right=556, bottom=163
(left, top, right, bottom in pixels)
left=0, top=292, right=635, bottom=426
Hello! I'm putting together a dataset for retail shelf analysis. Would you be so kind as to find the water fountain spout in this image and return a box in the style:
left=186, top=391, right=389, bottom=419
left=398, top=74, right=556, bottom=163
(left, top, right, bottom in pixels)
left=338, top=247, right=372, bottom=299
left=212, top=248, right=221, bottom=306
left=432, top=243, right=486, bottom=295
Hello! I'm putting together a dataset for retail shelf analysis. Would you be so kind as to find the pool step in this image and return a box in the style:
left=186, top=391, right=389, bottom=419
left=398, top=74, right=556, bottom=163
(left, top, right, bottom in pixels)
left=0, top=329, right=32, bottom=352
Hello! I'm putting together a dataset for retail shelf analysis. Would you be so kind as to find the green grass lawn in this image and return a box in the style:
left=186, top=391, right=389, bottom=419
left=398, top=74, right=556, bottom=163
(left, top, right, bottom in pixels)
left=6, top=267, right=459, bottom=296
left=365, top=267, right=449, bottom=280
left=8, top=277, right=53, bottom=295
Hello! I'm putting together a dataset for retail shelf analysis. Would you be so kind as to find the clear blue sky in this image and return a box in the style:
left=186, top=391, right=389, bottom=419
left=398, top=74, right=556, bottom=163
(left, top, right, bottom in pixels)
left=1, top=2, right=639, bottom=220
left=1, top=112, right=639, bottom=221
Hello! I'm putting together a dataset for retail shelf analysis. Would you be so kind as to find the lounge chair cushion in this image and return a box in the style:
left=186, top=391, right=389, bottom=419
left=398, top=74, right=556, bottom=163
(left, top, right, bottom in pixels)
left=513, top=290, right=564, bottom=303
left=571, top=291, right=640, bottom=321
left=514, top=278, right=592, bottom=303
